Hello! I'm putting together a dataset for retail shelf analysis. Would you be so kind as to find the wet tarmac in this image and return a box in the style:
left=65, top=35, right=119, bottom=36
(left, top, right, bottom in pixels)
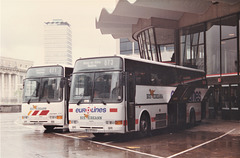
left=1, top=113, right=240, bottom=158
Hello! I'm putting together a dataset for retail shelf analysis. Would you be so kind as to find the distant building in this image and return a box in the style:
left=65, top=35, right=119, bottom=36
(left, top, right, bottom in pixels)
left=44, top=19, right=72, bottom=66
left=0, top=57, right=33, bottom=105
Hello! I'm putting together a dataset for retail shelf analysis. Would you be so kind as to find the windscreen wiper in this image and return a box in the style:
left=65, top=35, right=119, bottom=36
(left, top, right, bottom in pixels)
left=101, top=99, right=106, bottom=105
left=77, top=99, right=83, bottom=105
left=94, top=98, right=106, bottom=105
left=27, top=98, right=31, bottom=104
left=46, top=98, right=50, bottom=104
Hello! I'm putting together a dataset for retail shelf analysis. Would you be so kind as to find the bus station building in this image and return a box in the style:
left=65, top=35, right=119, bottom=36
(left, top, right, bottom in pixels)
left=96, top=0, right=240, bottom=120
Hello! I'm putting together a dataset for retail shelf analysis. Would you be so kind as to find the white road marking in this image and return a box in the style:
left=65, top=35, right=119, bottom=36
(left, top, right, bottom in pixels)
left=54, top=133, right=82, bottom=140
left=55, top=133, right=164, bottom=158
left=55, top=129, right=236, bottom=158
left=166, top=129, right=236, bottom=158
left=90, top=140, right=164, bottom=158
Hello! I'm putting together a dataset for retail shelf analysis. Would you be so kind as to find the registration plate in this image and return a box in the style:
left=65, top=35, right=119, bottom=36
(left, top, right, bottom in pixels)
left=85, top=128, right=97, bottom=132
left=33, top=122, right=43, bottom=125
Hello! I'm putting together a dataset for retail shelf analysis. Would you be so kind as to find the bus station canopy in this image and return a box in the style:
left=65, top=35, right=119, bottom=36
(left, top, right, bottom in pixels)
left=96, top=0, right=240, bottom=41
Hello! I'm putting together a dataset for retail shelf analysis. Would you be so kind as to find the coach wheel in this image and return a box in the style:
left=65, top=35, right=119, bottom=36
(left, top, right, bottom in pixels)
left=140, top=114, right=150, bottom=137
left=189, top=110, right=196, bottom=127
left=93, top=133, right=105, bottom=138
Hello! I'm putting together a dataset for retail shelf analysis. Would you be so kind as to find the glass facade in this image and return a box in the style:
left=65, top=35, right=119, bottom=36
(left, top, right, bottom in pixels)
left=135, top=13, right=239, bottom=77
left=221, top=85, right=238, bottom=110
left=158, top=44, right=175, bottom=62
left=137, top=27, right=175, bottom=63
left=120, top=38, right=139, bottom=55
left=178, top=14, right=239, bottom=76
left=206, top=15, right=238, bottom=76
left=137, top=28, right=160, bottom=61
left=221, top=15, right=238, bottom=75
left=206, top=19, right=221, bottom=75
left=180, top=24, right=205, bottom=70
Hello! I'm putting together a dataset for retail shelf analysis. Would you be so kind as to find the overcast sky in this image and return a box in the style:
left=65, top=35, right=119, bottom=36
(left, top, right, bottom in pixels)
left=1, top=0, right=117, bottom=66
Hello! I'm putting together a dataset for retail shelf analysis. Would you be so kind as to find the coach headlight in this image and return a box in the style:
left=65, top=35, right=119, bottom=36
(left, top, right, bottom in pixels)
left=50, top=115, right=63, bottom=119
left=106, top=121, right=115, bottom=124
left=50, top=116, right=56, bottom=119
left=69, top=120, right=78, bottom=124
left=22, top=116, right=28, bottom=119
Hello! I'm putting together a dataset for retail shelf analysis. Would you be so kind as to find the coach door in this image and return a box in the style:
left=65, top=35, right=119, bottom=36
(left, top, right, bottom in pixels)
left=168, top=85, right=186, bottom=126
left=126, top=72, right=136, bottom=131
left=168, top=85, right=195, bottom=126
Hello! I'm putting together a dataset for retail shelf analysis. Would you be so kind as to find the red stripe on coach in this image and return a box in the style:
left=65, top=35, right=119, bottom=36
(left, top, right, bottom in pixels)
left=110, top=108, right=118, bottom=112
left=135, top=119, right=139, bottom=124
left=32, top=110, right=39, bottom=116
left=39, top=110, right=49, bottom=115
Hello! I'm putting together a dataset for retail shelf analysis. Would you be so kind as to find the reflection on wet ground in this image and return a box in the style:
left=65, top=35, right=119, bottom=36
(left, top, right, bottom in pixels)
left=57, top=125, right=240, bottom=158
left=90, top=131, right=239, bottom=158
left=1, top=113, right=240, bottom=158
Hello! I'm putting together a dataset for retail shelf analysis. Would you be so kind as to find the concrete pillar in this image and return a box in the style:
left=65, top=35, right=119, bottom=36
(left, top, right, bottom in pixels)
left=0, top=73, right=4, bottom=104
left=8, top=74, right=11, bottom=104
left=18, top=74, right=22, bottom=104
left=16, top=74, right=20, bottom=103
left=15, top=74, right=18, bottom=91
left=14, top=74, right=18, bottom=103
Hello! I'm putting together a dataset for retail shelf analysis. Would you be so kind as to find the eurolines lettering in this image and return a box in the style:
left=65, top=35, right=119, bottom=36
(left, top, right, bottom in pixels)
left=75, top=107, right=107, bottom=113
